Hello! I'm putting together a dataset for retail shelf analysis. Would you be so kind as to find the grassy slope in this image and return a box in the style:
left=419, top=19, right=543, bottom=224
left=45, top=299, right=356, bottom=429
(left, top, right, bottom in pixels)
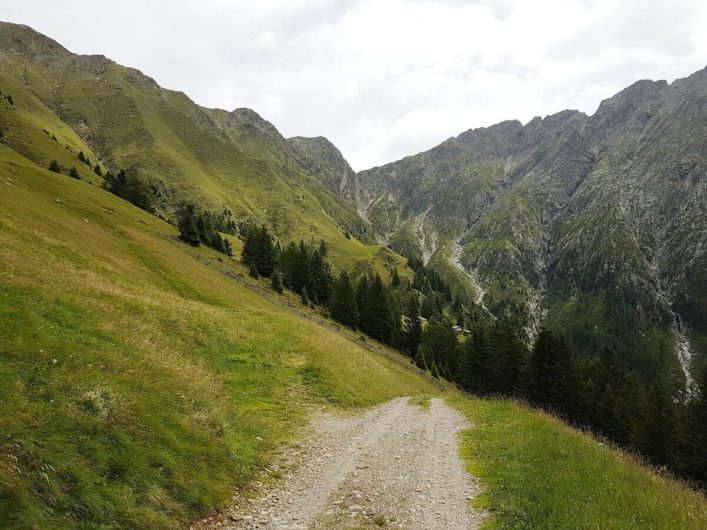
left=1, top=147, right=706, bottom=528
left=0, top=146, right=435, bottom=529
left=450, top=397, right=707, bottom=529
left=0, top=38, right=408, bottom=282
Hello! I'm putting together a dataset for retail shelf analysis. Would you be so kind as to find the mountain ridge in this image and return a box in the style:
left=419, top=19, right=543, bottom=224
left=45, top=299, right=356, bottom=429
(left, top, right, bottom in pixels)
left=0, top=20, right=406, bottom=279
left=1, top=20, right=705, bottom=389
left=340, top=65, right=707, bottom=389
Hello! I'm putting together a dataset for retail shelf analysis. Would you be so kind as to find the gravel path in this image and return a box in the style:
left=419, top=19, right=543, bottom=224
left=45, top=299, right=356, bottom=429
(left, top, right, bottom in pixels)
left=200, top=397, right=484, bottom=530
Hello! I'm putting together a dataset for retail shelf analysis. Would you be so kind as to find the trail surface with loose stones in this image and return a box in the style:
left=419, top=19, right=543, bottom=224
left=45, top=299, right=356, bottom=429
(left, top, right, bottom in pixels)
left=202, top=397, right=484, bottom=529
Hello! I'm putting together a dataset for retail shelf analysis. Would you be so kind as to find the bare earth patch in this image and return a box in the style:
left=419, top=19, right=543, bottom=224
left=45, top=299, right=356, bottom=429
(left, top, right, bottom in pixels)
left=199, top=397, right=484, bottom=529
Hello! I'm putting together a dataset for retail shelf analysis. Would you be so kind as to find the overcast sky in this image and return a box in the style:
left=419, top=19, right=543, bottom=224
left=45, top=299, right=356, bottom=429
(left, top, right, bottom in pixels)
left=1, top=1, right=705, bottom=170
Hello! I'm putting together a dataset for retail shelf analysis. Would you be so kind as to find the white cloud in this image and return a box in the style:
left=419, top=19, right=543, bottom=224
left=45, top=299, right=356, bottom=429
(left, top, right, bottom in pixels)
left=0, top=0, right=705, bottom=170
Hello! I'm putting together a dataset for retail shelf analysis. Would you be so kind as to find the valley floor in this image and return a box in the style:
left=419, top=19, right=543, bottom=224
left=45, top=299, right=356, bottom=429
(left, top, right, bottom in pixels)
left=197, top=398, right=485, bottom=530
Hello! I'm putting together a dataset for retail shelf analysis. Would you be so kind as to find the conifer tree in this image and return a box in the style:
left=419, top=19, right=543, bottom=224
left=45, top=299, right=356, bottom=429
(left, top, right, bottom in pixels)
left=405, top=294, right=423, bottom=358
left=356, top=274, right=371, bottom=333
left=94, top=164, right=102, bottom=176
left=271, top=271, right=284, bottom=294
left=69, top=166, right=80, bottom=179
left=104, top=168, right=154, bottom=212
left=310, top=241, right=332, bottom=305
left=78, top=151, right=86, bottom=162
left=223, top=238, right=234, bottom=257
left=419, top=315, right=458, bottom=378
left=459, top=325, right=491, bottom=393
left=420, top=295, right=436, bottom=319
left=330, top=271, right=358, bottom=328
left=196, top=214, right=214, bottom=247
left=248, top=261, right=259, bottom=279
left=6, top=94, right=14, bottom=105
left=391, top=267, right=401, bottom=287
left=49, top=160, right=60, bottom=173
left=675, top=363, right=707, bottom=482
left=300, top=286, right=309, bottom=306
left=527, top=329, right=574, bottom=414
left=241, top=224, right=277, bottom=277
left=389, top=293, right=403, bottom=349
left=489, top=322, right=527, bottom=397
left=590, top=348, right=636, bottom=446
left=364, top=274, right=395, bottom=344
left=633, top=379, right=677, bottom=466
left=176, top=201, right=201, bottom=246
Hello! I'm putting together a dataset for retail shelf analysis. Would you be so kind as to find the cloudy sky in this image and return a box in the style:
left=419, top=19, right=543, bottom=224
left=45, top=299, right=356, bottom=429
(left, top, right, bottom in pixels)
left=1, top=1, right=705, bottom=170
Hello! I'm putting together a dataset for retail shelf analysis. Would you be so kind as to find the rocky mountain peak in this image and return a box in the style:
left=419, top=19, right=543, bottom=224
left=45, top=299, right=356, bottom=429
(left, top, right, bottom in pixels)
left=229, top=107, right=284, bottom=141
left=0, top=21, right=71, bottom=62
left=288, top=135, right=355, bottom=195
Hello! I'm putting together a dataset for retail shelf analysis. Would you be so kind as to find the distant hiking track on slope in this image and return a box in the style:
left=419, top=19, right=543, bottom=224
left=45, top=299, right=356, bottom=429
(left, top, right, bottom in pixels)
left=195, top=398, right=485, bottom=530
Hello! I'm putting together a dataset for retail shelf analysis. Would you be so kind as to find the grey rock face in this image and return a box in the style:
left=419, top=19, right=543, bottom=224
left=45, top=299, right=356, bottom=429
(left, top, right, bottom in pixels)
left=337, top=67, right=707, bottom=382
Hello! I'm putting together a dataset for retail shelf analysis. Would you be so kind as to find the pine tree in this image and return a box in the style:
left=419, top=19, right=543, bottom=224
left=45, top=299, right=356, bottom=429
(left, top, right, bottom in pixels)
left=223, top=238, right=234, bottom=257
left=419, top=315, right=458, bottom=378
left=405, top=294, right=423, bottom=358
left=527, top=329, right=574, bottom=414
left=300, top=286, right=309, bottom=306
left=489, top=322, right=527, bottom=397
left=271, top=271, right=284, bottom=294
left=49, top=160, right=60, bottom=173
left=196, top=214, right=214, bottom=247
left=104, top=168, right=154, bottom=212
left=356, top=274, right=371, bottom=334
left=364, top=274, right=395, bottom=344
left=94, top=164, right=102, bottom=176
left=391, top=267, right=401, bottom=287
left=68, top=167, right=80, bottom=179
left=633, top=379, right=677, bottom=466
left=310, top=241, right=333, bottom=305
left=675, top=363, right=707, bottom=483
left=330, top=271, right=358, bottom=328
left=389, top=293, right=403, bottom=349
left=176, top=202, right=201, bottom=246
left=78, top=151, right=86, bottom=162
left=241, top=224, right=277, bottom=277
left=590, top=348, right=636, bottom=446
left=6, top=94, right=14, bottom=106
left=459, top=325, right=491, bottom=393
left=420, top=295, right=436, bottom=319
left=211, top=233, right=227, bottom=254
left=248, top=261, right=260, bottom=279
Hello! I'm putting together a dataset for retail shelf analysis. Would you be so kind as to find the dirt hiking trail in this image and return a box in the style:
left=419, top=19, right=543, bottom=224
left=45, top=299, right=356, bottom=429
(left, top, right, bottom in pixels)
left=198, top=397, right=485, bottom=529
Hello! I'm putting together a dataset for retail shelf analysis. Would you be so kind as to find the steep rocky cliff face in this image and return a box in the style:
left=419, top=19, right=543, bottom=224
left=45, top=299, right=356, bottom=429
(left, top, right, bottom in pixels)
left=345, top=68, right=707, bottom=385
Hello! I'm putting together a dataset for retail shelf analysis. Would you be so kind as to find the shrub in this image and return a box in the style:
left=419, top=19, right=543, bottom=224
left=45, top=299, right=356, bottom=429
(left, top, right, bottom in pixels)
left=49, top=160, right=60, bottom=173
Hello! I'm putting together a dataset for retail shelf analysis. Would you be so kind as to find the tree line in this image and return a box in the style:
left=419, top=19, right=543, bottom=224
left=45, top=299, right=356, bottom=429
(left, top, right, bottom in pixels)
left=239, top=225, right=465, bottom=350
left=241, top=224, right=707, bottom=488
left=415, top=319, right=707, bottom=488
left=102, top=165, right=237, bottom=258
